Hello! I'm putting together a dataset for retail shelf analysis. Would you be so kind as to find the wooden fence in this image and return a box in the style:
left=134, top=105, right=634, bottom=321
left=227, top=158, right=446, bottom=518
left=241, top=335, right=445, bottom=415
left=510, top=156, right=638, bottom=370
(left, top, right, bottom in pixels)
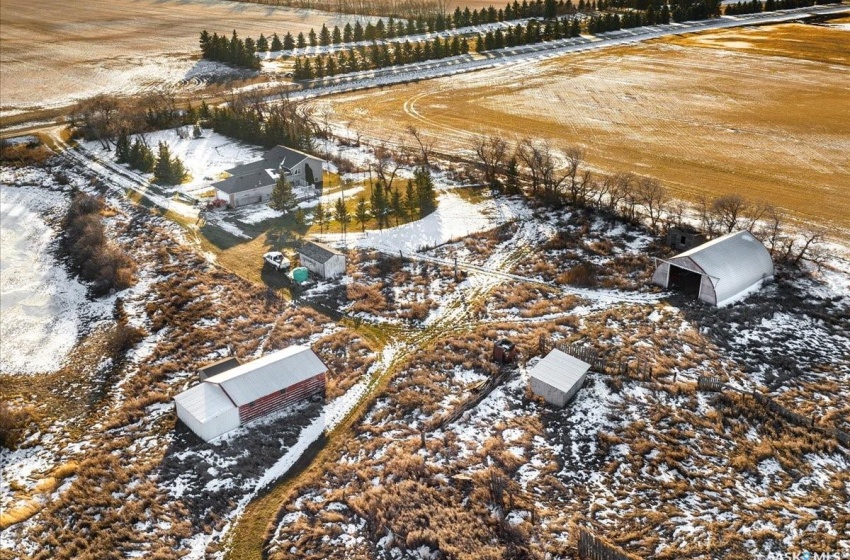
left=697, top=375, right=724, bottom=392
left=697, top=377, right=850, bottom=450
left=578, top=529, right=639, bottom=560
left=538, top=335, right=654, bottom=380
left=428, top=367, right=513, bottom=432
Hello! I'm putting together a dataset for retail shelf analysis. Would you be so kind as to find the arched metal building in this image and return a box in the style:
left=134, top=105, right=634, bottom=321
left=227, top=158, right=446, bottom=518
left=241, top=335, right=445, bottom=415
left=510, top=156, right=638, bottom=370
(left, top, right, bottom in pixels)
left=652, top=230, right=774, bottom=307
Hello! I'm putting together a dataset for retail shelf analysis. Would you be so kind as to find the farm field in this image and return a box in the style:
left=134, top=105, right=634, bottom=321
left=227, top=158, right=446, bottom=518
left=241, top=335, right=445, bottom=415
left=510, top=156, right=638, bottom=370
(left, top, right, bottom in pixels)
left=0, top=0, right=342, bottom=123
left=316, top=22, right=850, bottom=237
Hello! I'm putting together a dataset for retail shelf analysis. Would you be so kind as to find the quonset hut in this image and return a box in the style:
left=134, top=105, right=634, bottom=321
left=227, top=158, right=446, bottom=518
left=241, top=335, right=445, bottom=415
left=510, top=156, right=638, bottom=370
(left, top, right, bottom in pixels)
left=174, top=346, right=327, bottom=442
left=652, top=230, right=774, bottom=307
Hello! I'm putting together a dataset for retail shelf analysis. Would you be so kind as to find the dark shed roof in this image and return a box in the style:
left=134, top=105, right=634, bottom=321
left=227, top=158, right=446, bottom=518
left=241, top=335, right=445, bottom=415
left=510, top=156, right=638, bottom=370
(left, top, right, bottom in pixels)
left=199, top=356, right=242, bottom=380
left=299, top=241, right=342, bottom=264
left=213, top=168, right=275, bottom=194
left=212, top=146, right=318, bottom=194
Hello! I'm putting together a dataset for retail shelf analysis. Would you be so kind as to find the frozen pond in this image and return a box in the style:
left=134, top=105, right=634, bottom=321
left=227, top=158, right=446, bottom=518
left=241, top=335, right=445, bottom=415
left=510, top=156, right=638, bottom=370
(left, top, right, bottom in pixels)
left=0, top=185, right=92, bottom=374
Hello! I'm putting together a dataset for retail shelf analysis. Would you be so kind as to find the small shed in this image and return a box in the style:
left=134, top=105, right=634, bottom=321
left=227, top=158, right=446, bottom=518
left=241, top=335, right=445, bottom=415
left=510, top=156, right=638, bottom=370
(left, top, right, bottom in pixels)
left=652, top=230, right=774, bottom=307
left=529, top=349, right=590, bottom=407
left=492, top=339, right=517, bottom=364
left=666, top=226, right=707, bottom=252
left=198, top=356, right=242, bottom=382
left=298, top=241, right=345, bottom=279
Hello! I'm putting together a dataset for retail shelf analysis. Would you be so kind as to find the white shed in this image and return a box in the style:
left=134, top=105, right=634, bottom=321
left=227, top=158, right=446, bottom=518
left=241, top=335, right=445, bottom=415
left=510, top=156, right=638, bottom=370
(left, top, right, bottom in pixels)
left=652, top=230, right=774, bottom=307
left=529, top=349, right=590, bottom=407
left=298, top=241, right=345, bottom=279
left=174, top=383, right=240, bottom=442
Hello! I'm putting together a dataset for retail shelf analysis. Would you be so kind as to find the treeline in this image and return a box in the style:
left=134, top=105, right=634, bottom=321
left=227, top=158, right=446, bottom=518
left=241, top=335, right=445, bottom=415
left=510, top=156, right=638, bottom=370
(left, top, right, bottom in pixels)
left=291, top=35, right=470, bottom=79
left=199, top=30, right=261, bottom=70
left=208, top=96, right=314, bottom=151
left=468, top=134, right=824, bottom=264
left=314, top=167, right=438, bottom=235
left=724, top=0, right=827, bottom=15
left=61, top=193, right=136, bottom=297
left=272, top=0, right=603, bottom=52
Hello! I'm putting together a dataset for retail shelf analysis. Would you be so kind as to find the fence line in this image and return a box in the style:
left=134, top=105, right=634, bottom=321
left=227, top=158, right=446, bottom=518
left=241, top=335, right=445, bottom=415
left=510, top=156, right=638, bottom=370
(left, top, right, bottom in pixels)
left=696, top=377, right=850, bottom=450
left=578, top=529, right=639, bottom=560
left=538, top=335, right=654, bottom=381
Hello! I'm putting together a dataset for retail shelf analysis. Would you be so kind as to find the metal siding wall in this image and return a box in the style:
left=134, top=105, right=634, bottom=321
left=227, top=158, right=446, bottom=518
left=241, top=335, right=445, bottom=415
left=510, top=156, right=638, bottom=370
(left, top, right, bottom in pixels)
left=238, top=373, right=326, bottom=424
left=651, top=262, right=670, bottom=288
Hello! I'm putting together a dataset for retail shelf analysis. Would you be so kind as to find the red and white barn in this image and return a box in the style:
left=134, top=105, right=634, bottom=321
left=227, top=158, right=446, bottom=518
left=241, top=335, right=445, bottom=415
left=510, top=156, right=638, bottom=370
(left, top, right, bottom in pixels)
left=174, top=346, right=327, bottom=442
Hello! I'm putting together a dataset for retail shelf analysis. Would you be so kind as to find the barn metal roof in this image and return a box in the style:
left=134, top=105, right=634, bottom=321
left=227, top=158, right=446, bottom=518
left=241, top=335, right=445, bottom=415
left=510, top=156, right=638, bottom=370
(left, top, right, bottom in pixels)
left=173, top=382, right=236, bottom=422
left=299, top=241, right=342, bottom=264
left=528, top=349, right=590, bottom=394
left=670, top=230, right=774, bottom=306
left=204, top=346, right=327, bottom=407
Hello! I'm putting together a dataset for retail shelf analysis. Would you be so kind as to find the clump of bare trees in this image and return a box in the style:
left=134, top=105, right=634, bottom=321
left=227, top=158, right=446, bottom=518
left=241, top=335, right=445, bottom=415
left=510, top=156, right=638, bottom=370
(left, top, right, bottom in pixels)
left=61, top=193, right=136, bottom=297
left=469, top=134, right=827, bottom=267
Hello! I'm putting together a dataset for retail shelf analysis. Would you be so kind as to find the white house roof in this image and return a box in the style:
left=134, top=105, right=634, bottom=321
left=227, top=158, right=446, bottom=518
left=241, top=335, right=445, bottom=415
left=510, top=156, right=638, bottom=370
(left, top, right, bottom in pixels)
left=529, top=349, right=590, bottom=393
left=174, top=382, right=236, bottom=422
left=204, top=346, right=327, bottom=407
left=671, top=230, right=774, bottom=305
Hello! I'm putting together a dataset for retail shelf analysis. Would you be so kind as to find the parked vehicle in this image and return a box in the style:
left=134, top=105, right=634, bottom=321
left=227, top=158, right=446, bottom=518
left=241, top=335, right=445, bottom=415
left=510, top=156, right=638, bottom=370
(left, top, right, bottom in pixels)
left=263, top=251, right=291, bottom=271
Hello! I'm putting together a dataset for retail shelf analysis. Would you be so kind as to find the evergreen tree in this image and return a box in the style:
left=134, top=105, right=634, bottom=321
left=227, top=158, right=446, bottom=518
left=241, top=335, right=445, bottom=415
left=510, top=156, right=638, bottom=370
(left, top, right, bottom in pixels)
left=297, top=32, right=307, bottom=49
left=415, top=167, right=436, bottom=217
left=154, top=142, right=186, bottom=185
left=405, top=179, right=418, bottom=217
left=334, top=197, right=351, bottom=235
left=115, top=132, right=130, bottom=163
left=129, top=139, right=155, bottom=173
left=199, top=30, right=212, bottom=58
left=476, top=34, right=485, bottom=52
left=308, top=28, right=318, bottom=47
left=344, top=22, right=354, bottom=43
left=315, top=202, right=330, bottom=233
left=320, top=24, right=331, bottom=46
left=270, top=176, right=297, bottom=212
left=355, top=195, right=369, bottom=231
left=390, top=187, right=404, bottom=225
left=354, top=21, right=364, bottom=42
left=257, top=33, right=269, bottom=52
left=504, top=156, right=520, bottom=194
left=281, top=32, right=293, bottom=51
left=332, top=25, right=343, bottom=44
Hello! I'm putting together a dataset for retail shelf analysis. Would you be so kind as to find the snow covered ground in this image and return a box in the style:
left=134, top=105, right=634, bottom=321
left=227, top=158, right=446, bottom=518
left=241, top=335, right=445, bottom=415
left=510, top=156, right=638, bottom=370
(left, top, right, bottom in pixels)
left=0, top=177, right=111, bottom=374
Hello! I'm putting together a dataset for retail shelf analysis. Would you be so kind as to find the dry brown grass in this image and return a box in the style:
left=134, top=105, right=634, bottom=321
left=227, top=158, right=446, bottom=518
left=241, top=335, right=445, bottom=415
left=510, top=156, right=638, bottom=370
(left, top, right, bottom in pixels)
left=318, top=23, right=850, bottom=238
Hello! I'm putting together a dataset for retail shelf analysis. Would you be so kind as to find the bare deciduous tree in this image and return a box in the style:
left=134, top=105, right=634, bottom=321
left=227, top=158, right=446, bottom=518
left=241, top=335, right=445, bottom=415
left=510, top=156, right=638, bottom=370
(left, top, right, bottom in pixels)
left=472, top=135, right=508, bottom=189
left=515, top=138, right=545, bottom=195
left=373, top=140, right=405, bottom=191
left=636, top=178, right=669, bottom=233
left=406, top=125, right=434, bottom=166
left=712, top=194, right=748, bottom=233
left=72, top=94, right=122, bottom=148
left=563, top=146, right=590, bottom=206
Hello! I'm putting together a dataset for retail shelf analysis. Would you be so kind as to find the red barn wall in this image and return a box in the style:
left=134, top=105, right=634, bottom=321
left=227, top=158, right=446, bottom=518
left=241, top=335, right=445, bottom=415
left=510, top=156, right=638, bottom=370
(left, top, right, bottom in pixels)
left=238, top=373, right=326, bottom=424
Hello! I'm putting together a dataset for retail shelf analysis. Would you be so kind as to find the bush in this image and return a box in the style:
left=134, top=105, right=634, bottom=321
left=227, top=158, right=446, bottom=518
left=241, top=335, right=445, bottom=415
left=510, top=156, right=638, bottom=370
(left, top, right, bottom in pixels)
left=0, top=402, right=35, bottom=450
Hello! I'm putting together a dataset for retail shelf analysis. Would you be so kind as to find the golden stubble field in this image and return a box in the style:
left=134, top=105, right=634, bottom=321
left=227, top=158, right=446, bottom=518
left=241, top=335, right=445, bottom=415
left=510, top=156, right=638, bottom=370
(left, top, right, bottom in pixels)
left=0, top=0, right=341, bottom=121
left=319, top=23, right=850, bottom=235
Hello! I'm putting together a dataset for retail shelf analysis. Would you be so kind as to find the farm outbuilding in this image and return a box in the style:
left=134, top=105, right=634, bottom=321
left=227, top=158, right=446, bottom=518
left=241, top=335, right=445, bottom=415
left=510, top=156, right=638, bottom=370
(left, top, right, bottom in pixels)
left=528, top=349, right=590, bottom=407
left=298, top=241, right=345, bottom=279
left=652, top=230, right=774, bottom=307
left=174, top=346, right=327, bottom=442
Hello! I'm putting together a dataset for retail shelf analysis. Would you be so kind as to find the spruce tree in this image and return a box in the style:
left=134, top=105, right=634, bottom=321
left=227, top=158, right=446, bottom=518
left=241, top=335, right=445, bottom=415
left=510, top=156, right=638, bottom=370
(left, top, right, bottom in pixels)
left=415, top=167, right=437, bottom=217
left=354, top=21, right=364, bottom=42
left=314, top=202, right=328, bottom=233
left=405, top=178, right=418, bottom=217
left=355, top=195, right=369, bottom=231
left=115, top=133, right=130, bottom=163
left=270, top=176, right=297, bottom=212
left=334, top=197, right=351, bottom=235
left=320, top=24, right=331, bottom=46
left=391, top=187, right=404, bottom=225
left=332, top=25, right=342, bottom=44
left=308, top=28, right=318, bottom=47
left=154, top=142, right=175, bottom=184
left=257, top=33, right=269, bottom=52
left=344, top=22, right=354, bottom=42
left=297, top=32, right=307, bottom=49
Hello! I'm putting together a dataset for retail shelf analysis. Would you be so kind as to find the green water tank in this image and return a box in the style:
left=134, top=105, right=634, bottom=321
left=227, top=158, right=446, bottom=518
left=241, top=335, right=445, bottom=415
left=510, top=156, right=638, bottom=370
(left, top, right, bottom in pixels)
left=291, top=267, right=309, bottom=284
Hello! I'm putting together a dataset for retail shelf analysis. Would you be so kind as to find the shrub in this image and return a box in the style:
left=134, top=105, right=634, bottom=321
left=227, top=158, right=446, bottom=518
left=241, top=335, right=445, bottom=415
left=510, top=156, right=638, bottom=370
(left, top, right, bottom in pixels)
left=0, top=402, right=35, bottom=450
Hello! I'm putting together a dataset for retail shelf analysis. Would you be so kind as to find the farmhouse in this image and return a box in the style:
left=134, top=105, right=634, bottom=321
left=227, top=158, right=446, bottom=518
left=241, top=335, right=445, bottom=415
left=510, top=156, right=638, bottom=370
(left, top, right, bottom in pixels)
left=174, top=346, right=327, bottom=442
left=529, top=349, right=590, bottom=407
left=298, top=241, right=346, bottom=279
left=652, top=230, right=774, bottom=307
left=212, top=145, right=324, bottom=208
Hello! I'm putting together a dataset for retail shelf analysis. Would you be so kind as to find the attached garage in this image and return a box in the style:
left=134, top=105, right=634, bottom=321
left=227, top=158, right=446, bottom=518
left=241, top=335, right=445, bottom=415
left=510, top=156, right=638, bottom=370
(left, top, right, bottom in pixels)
left=653, top=230, right=774, bottom=307
left=174, top=346, right=327, bottom=442
left=529, top=349, right=590, bottom=407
